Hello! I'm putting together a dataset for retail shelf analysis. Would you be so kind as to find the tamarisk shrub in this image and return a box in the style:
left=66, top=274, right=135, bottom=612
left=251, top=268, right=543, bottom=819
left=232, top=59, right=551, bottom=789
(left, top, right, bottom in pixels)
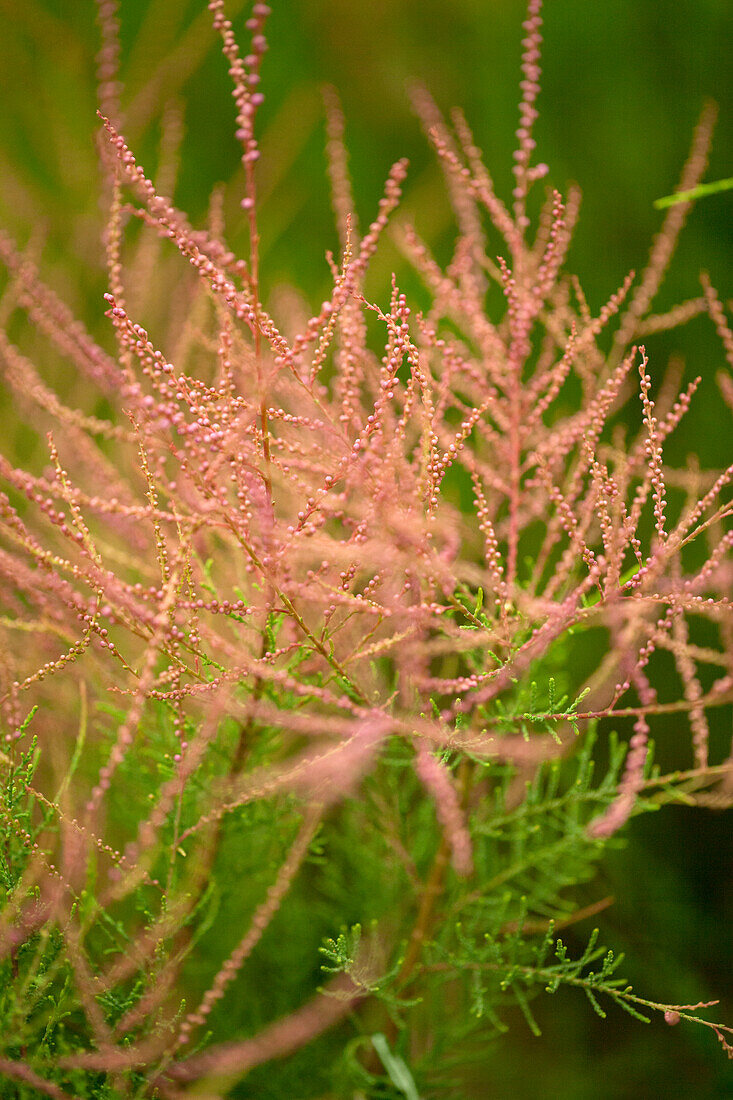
left=0, top=0, right=732, bottom=1095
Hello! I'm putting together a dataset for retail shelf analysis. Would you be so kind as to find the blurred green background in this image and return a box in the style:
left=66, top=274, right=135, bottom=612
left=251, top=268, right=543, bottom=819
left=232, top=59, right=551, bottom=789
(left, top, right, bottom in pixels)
left=0, top=1, right=731, bottom=1095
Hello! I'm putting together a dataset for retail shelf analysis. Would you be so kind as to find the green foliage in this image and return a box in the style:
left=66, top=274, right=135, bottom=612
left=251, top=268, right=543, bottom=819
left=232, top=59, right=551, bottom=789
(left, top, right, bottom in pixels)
left=0, top=1, right=731, bottom=1097
left=3, top=675, right=725, bottom=1098
left=654, top=176, right=733, bottom=208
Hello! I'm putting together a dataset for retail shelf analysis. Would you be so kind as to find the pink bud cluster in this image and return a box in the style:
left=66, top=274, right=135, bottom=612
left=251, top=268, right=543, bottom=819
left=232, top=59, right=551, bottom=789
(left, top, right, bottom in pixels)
left=0, top=0, right=730, bottom=1089
left=208, top=1, right=270, bottom=211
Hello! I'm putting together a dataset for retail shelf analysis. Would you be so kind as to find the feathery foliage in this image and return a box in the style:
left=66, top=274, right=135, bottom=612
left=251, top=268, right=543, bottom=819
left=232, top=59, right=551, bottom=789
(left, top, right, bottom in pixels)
left=0, top=1, right=732, bottom=1096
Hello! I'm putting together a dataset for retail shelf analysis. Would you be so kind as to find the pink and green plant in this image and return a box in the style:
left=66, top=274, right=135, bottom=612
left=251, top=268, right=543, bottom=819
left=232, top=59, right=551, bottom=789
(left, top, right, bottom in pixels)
left=0, top=0, right=732, bottom=1096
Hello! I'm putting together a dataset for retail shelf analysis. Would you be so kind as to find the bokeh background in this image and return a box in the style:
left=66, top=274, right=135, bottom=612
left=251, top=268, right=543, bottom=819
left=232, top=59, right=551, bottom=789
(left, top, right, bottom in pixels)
left=0, top=1, right=731, bottom=1096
